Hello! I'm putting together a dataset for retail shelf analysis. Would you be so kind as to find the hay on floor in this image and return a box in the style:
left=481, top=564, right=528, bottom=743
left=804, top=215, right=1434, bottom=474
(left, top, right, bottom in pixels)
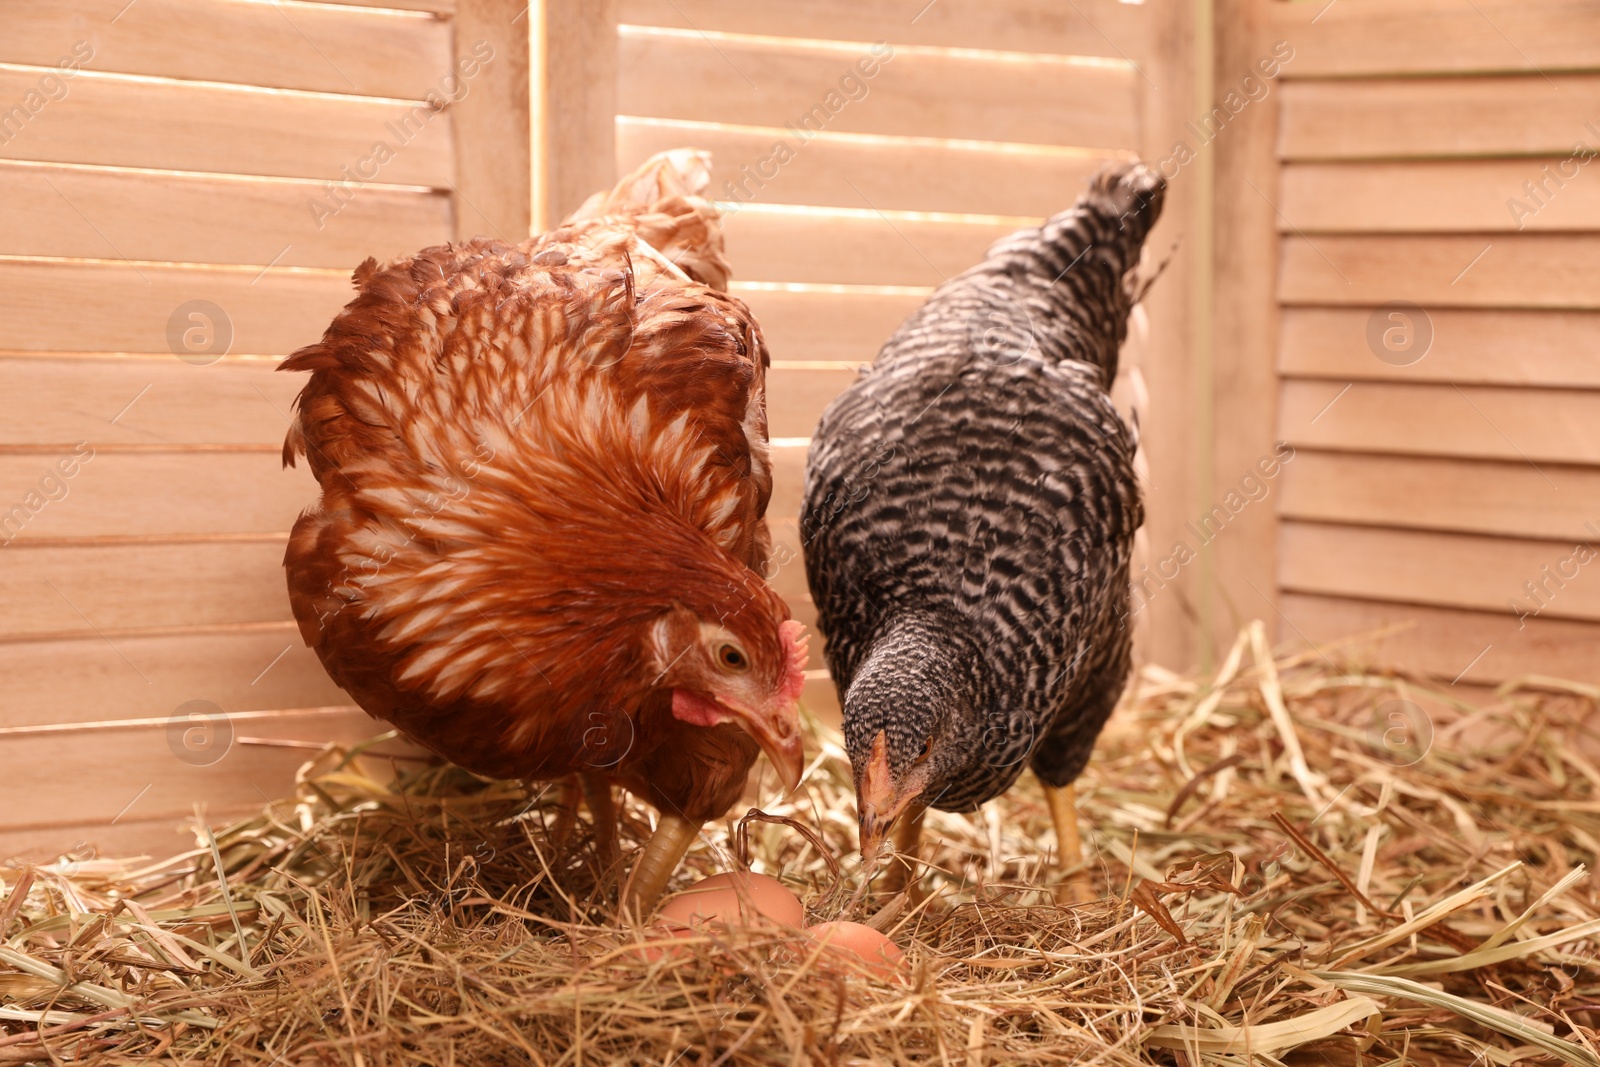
left=2, top=621, right=1599, bottom=1065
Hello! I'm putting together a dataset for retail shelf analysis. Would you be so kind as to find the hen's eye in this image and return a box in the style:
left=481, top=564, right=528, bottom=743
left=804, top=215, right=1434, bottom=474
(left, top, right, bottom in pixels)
left=716, top=643, right=749, bottom=672
left=913, top=736, right=934, bottom=764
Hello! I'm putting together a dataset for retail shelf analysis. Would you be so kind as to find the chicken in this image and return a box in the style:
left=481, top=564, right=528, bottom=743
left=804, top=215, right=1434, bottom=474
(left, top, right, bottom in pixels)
left=800, top=163, right=1164, bottom=901
left=281, top=149, right=808, bottom=913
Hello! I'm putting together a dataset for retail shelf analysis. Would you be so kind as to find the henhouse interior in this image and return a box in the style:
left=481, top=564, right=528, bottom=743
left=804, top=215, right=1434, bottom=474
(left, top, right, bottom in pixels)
left=2, top=1, right=1599, bottom=1063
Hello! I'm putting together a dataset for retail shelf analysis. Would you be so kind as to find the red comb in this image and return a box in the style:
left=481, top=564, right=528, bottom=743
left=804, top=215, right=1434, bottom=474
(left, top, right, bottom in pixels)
left=778, top=619, right=809, bottom=704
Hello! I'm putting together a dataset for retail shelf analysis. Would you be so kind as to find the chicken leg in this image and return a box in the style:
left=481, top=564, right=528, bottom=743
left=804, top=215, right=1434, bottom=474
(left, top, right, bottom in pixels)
left=549, top=775, right=582, bottom=849
left=1045, top=782, right=1092, bottom=903
left=579, top=772, right=619, bottom=875
left=874, top=803, right=927, bottom=901
left=622, top=812, right=701, bottom=918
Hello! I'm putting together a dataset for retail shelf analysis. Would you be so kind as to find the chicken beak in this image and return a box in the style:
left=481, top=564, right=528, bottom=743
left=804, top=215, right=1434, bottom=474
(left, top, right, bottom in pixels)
left=733, top=703, right=805, bottom=795
left=858, top=730, right=922, bottom=861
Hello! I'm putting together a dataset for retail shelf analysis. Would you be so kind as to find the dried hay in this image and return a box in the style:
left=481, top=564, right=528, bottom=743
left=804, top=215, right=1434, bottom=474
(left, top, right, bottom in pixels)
left=3, top=621, right=1599, bottom=1065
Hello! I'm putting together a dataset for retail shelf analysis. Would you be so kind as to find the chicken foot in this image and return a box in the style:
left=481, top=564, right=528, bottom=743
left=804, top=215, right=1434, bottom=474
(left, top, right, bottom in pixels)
left=1045, top=782, right=1093, bottom=903
left=621, top=811, right=701, bottom=918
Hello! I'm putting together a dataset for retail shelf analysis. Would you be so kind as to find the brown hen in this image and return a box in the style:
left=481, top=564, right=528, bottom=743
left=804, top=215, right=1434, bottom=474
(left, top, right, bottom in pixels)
left=281, top=150, right=807, bottom=913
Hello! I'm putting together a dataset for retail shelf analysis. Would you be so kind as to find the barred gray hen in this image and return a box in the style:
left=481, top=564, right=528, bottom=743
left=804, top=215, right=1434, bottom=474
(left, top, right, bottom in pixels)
left=801, top=162, right=1164, bottom=901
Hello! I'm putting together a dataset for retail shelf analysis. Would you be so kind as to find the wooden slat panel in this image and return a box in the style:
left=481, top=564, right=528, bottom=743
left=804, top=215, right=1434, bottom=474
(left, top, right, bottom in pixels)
left=767, top=515, right=808, bottom=606
left=723, top=207, right=1016, bottom=286
left=0, top=261, right=350, bottom=354
left=1280, top=160, right=1600, bottom=233
left=0, top=355, right=302, bottom=448
left=0, top=452, right=314, bottom=541
left=454, top=0, right=535, bottom=241
left=4, top=358, right=853, bottom=450
left=1274, top=0, right=1600, bottom=79
left=0, top=629, right=345, bottom=728
left=1279, top=592, right=1600, bottom=687
left=619, top=118, right=1120, bottom=218
left=1278, top=451, right=1600, bottom=542
left=5, top=267, right=914, bottom=363
left=1278, top=234, right=1600, bottom=309
left=537, top=0, right=617, bottom=227
left=0, top=540, right=291, bottom=637
left=1278, top=76, right=1600, bottom=161
left=766, top=363, right=861, bottom=439
left=0, top=810, right=245, bottom=864
left=1279, top=521, right=1600, bottom=623
left=1209, top=0, right=1284, bottom=649
left=617, top=28, right=1139, bottom=150
left=1278, top=380, right=1600, bottom=464
left=315, top=0, right=455, bottom=13
left=620, top=0, right=1149, bottom=59
left=0, top=69, right=454, bottom=185
left=1279, top=308, right=1600, bottom=387
left=767, top=442, right=808, bottom=522
left=733, top=285, right=921, bottom=362
left=0, top=162, right=451, bottom=268
left=2, top=0, right=453, bottom=99
left=1, top=710, right=390, bottom=831
left=1129, top=0, right=1199, bottom=671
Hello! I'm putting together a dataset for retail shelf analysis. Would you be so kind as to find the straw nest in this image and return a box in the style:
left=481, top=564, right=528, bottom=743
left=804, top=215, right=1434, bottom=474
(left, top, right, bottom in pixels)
left=4, top=621, right=1600, bottom=1066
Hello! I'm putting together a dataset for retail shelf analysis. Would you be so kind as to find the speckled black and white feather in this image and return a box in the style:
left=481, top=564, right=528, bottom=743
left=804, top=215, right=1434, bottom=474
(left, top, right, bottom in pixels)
left=802, top=163, right=1164, bottom=813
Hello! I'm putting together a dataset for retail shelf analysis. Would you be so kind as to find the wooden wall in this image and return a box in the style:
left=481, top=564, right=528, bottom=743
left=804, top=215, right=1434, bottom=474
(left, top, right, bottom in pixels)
left=1251, top=0, right=1600, bottom=686
left=33, top=0, right=1588, bottom=862
left=0, top=0, right=530, bottom=860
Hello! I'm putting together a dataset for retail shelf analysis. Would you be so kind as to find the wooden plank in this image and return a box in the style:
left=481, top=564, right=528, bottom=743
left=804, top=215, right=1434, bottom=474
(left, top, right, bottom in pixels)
left=619, top=117, right=1121, bottom=218
left=722, top=206, right=1018, bottom=286
left=0, top=162, right=451, bottom=269
left=1278, top=379, right=1600, bottom=464
left=1281, top=159, right=1600, bottom=233
left=1279, top=308, right=1600, bottom=388
left=1274, top=0, right=1600, bottom=79
left=2, top=265, right=916, bottom=363
left=767, top=443, right=809, bottom=525
left=0, top=629, right=346, bottom=729
left=1279, top=521, right=1600, bottom=623
left=0, top=451, right=316, bottom=542
left=766, top=363, right=861, bottom=439
left=2, top=356, right=853, bottom=450
left=1209, top=0, right=1282, bottom=656
left=452, top=0, right=533, bottom=241
left=0, top=68, right=454, bottom=185
left=0, top=810, right=253, bottom=865
left=1278, top=234, right=1600, bottom=309
left=1278, top=451, right=1600, bottom=543
left=536, top=0, right=617, bottom=227
left=2, top=0, right=454, bottom=99
left=0, top=539, right=293, bottom=637
left=0, top=355, right=303, bottom=448
left=767, top=515, right=806, bottom=600
left=0, top=709, right=395, bottom=831
left=732, top=285, right=922, bottom=363
left=0, top=260, right=351, bottom=355
left=616, top=27, right=1140, bottom=151
left=619, top=0, right=1149, bottom=60
left=1278, top=592, right=1600, bottom=687
left=1278, top=75, right=1600, bottom=161
left=315, top=0, right=455, bottom=13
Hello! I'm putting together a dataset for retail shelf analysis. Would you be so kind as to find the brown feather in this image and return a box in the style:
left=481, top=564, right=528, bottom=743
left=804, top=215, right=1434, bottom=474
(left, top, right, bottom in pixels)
left=281, top=151, right=798, bottom=822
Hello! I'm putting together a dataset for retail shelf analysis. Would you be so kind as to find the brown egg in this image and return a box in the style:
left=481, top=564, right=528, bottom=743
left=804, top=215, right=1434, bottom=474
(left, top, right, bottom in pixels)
left=656, top=872, right=805, bottom=930
left=804, top=920, right=907, bottom=981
